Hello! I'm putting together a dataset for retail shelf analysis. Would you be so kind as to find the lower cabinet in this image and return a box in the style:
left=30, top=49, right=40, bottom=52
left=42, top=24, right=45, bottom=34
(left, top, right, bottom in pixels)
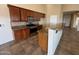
left=13, top=28, right=30, bottom=41
left=38, top=25, right=42, bottom=30
left=21, top=28, right=30, bottom=40
left=38, top=30, right=48, bottom=52
left=14, top=29, right=22, bottom=41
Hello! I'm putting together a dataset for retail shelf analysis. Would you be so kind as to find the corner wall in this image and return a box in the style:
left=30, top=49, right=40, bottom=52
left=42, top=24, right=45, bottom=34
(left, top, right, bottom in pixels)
left=45, top=4, right=63, bottom=26
left=63, top=4, right=79, bottom=12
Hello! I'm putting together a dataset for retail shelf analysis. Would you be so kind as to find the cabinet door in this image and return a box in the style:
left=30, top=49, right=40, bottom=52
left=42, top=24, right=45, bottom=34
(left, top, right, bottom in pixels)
left=39, top=13, right=45, bottom=18
left=38, top=25, right=42, bottom=30
left=20, top=9, right=28, bottom=22
left=22, top=28, right=30, bottom=40
left=38, top=31, right=48, bottom=52
left=34, top=12, right=40, bottom=21
left=14, top=30, right=22, bottom=41
left=26, top=10, right=32, bottom=17
left=8, top=5, right=20, bottom=22
left=41, top=13, right=45, bottom=18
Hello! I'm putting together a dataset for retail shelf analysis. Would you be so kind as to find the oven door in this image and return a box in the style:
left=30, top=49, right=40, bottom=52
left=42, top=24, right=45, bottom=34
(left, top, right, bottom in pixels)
left=30, top=27, right=37, bottom=33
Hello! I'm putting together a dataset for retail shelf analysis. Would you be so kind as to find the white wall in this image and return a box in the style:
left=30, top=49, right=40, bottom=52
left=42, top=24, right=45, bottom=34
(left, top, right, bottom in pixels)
left=76, top=17, right=79, bottom=31
left=63, top=4, right=79, bottom=12
left=46, top=4, right=63, bottom=26
left=0, top=4, right=14, bottom=45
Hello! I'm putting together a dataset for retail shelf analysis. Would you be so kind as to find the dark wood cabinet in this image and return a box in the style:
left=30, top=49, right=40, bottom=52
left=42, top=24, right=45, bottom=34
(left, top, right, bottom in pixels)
left=13, top=28, right=30, bottom=41
left=33, top=12, right=40, bottom=21
left=42, top=13, right=45, bottom=18
left=8, top=5, right=20, bottom=22
left=38, top=13, right=45, bottom=18
left=20, top=9, right=28, bottom=22
left=34, top=12, right=45, bottom=20
left=38, top=25, right=43, bottom=30
left=14, top=30, right=22, bottom=41
left=38, top=30, right=48, bottom=52
left=21, top=28, right=30, bottom=39
left=26, top=10, right=33, bottom=17
left=20, top=9, right=35, bottom=22
left=8, top=5, right=45, bottom=22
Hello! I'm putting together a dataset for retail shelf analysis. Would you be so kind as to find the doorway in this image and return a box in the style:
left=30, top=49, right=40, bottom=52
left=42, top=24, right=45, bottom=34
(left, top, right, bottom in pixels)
left=63, top=11, right=79, bottom=30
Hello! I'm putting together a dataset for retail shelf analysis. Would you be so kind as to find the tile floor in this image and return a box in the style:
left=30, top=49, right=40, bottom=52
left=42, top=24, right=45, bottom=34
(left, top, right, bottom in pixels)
left=0, top=35, right=46, bottom=55
left=55, top=28, right=79, bottom=55
left=2, top=27, right=79, bottom=55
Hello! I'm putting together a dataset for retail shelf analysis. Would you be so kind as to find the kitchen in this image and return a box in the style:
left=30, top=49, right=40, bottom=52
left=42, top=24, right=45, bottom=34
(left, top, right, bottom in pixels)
left=1, top=0, right=79, bottom=59
left=0, top=4, right=63, bottom=55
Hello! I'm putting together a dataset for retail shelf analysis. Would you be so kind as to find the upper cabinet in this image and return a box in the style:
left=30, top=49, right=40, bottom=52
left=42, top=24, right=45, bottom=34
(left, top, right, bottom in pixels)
left=27, top=10, right=33, bottom=17
left=8, top=5, right=20, bottom=22
left=20, top=8, right=28, bottom=22
left=41, top=13, right=45, bottom=18
left=20, top=9, right=35, bottom=22
left=8, top=5, right=45, bottom=22
left=35, top=12, right=40, bottom=20
left=33, top=12, right=45, bottom=21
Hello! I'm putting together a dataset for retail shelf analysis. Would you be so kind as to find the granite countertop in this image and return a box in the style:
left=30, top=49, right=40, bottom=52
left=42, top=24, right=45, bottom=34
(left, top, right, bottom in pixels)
left=37, top=25, right=63, bottom=41
left=49, top=27, right=63, bottom=30
left=52, top=24, right=63, bottom=30
left=44, top=23, right=63, bottom=31
left=12, top=25, right=28, bottom=30
left=38, top=23, right=63, bottom=34
left=12, top=24, right=42, bottom=30
left=38, top=27, right=48, bottom=36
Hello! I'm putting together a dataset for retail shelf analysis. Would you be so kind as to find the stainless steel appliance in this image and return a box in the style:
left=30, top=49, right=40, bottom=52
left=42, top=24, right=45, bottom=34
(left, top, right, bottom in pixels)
left=26, top=24, right=38, bottom=34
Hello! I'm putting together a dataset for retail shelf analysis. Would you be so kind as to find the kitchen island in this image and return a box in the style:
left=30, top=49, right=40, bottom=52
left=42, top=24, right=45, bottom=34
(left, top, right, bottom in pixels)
left=38, top=24, right=63, bottom=55
left=38, top=28, right=48, bottom=53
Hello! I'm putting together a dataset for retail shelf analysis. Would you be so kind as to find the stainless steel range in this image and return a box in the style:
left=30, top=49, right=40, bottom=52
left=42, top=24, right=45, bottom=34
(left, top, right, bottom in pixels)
left=26, top=24, right=38, bottom=34
left=26, top=16, right=40, bottom=34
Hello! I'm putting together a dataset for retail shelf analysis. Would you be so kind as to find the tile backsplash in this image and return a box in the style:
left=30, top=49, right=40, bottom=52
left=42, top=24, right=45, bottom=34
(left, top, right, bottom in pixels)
left=11, top=22, right=27, bottom=26
left=11, top=21, right=39, bottom=27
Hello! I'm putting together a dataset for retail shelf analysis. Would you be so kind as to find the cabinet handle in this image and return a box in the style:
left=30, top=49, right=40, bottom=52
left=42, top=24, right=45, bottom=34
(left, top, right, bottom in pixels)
left=56, top=30, right=58, bottom=33
left=0, top=24, right=1, bottom=27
